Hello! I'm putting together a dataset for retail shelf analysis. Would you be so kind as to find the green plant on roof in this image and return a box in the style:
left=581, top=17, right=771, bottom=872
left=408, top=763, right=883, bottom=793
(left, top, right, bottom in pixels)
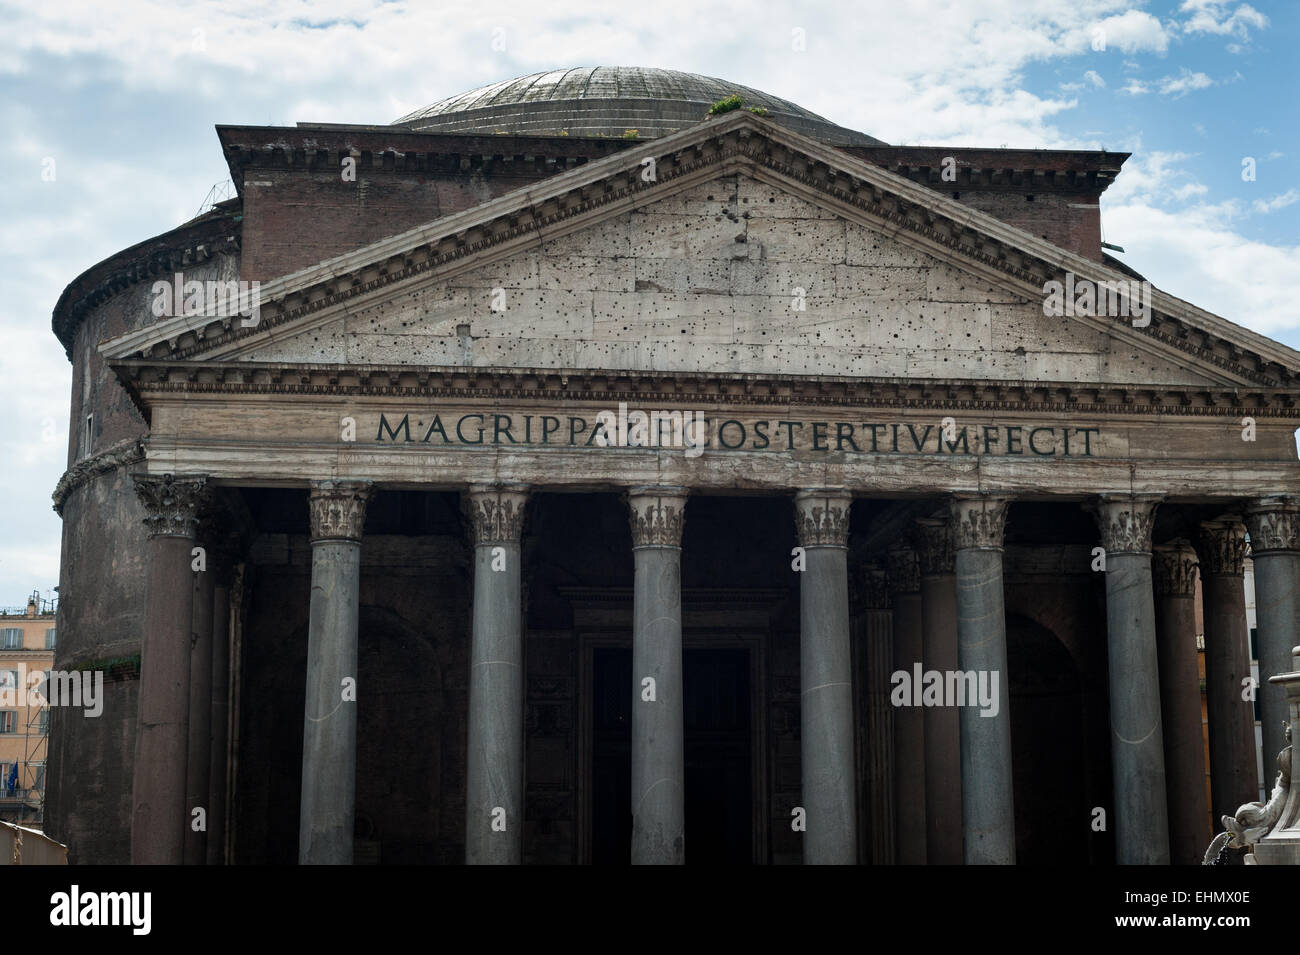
left=708, top=94, right=745, bottom=115
left=748, top=106, right=770, bottom=117
left=622, top=128, right=640, bottom=139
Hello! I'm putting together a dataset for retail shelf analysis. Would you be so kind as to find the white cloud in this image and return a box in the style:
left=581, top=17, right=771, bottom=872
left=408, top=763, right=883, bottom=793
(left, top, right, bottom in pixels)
left=1085, top=10, right=1171, bottom=54
left=1252, top=189, right=1300, bottom=214
left=1157, top=69, right=1213, bottom=97
left=1120, top=79, right=1150, bottom=95
left=1179, top=1, right=1269, bottom=40
left=1084, top=69, right=1105, bottom=88
left=1105, top=202, right=1299, bottom=336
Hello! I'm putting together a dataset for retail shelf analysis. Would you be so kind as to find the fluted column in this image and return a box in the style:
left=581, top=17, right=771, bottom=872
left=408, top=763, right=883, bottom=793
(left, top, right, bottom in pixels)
left=915, top=514, right=962, bottom=864
left=131, top=474, right=209, bottom=865
left=1152, top=541, right=1209, bottom=864
left=1244, top=497, right=1300, bottom=772
left=464, top=484, right=530, bottom=864
left=1197, top=518, right=1259, bottom=824
left=794, top=488, right=858, bottom=864
left=888, top=547, right=926, bottom=864
left=1093, top=495, right=1169, bottom=864
left=627, top=487, right=688, bottom=864
left=299, top=480, right=373, bottom=865
left=951, top=494, right=1014, bottom=864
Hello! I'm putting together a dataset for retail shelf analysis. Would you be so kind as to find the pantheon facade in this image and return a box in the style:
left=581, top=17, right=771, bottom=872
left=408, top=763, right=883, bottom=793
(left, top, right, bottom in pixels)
left=48, top=67, right=1300, bottom=865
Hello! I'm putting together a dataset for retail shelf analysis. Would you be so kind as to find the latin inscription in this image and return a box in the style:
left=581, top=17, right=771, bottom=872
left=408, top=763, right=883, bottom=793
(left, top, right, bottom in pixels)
left=373, top=412, right=1101, bottom=457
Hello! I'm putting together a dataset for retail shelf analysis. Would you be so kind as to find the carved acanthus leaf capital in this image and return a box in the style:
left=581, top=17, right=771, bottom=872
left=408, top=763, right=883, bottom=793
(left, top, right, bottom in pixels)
left=1198, top=519, right=1249, bottom=577
left=1092, top=495, right=1160, bottom=555
left=914, top=516, right=954, bottom=575
left=308, top=480, right=375, bottom=542
left=1152, top=542, right=1199, bottom=597
left=950, top=495, right=1011, bottom=551
left=794, top=489, right=852, bottom=548
left=627, top=486, right=688, bottom=548
left=465, top=484, right=530, bottom=545
left=134, top=473, right=210, bottom=539
left=1246, top=498, right=1300, bottom=555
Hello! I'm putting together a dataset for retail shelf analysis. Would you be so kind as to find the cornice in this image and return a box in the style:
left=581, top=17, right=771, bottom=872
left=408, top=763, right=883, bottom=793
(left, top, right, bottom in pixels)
left=51, top=438, right=147, bottom=515
left=100, top=113, right=1299, bottom=387
left=108, top=360, right=1300, bottom=418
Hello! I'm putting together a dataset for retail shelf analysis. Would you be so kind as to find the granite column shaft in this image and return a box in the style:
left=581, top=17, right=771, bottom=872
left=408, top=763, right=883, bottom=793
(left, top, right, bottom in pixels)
left=795, top=489, right=858, bottom=864
left=131, top=474, right=208, bottom=866
left=299, top=480, right=372, bottom=865
left=951, top=495, right=1014, bottom=864
left=465, top=485, right=529, bottom=865
left=1094, top=496, right=1170, bottom=865
left=628, top=487, right=688, bottom=865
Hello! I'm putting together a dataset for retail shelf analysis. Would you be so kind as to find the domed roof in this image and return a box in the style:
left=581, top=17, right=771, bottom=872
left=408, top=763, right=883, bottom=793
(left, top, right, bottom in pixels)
left=392, top=66, right=884, bottom=146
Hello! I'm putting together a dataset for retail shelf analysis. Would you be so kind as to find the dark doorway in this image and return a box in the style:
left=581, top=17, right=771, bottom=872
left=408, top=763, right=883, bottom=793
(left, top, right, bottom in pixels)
left=1007, top=614, right=1088, bottom=864
left=590, top=646, right=753, bottom=863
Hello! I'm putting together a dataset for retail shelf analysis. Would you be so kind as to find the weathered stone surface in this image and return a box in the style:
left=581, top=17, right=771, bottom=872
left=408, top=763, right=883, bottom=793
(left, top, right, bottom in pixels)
left=240, top=173, right=1216, bottom=386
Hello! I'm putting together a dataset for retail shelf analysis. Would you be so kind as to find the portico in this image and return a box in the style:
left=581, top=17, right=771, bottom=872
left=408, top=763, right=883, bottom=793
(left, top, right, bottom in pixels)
left=95, top=110, right=1300, bottom=864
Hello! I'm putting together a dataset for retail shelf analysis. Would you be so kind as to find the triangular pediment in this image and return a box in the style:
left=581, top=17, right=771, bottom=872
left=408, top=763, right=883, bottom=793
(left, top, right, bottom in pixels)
left=102, top=111, right=1300, bottom=392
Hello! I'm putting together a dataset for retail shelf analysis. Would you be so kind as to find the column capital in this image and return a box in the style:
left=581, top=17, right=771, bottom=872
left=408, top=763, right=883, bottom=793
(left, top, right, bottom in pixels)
left=1152, top=541, right=1199, bottom=597
left=1245, top=496, right=1300, bottom=555
left=949, top=494, right=1011, bottom=551
left=1198, top=518, right=1248, bottom=577
left=627, top=486, right=688, bottom=548
left=465, top=483, right=530, bottom=545
left=308, top=480, right=374, bottom=543
left=886, top=547, right=920, bottom=595
left=914, top=515, right=954, bottom=575
left=1092, top=494, right=1161, bottom=556
left=134, top=473, right=210, bottom=539
left=794, top=488, right=852, bottom=548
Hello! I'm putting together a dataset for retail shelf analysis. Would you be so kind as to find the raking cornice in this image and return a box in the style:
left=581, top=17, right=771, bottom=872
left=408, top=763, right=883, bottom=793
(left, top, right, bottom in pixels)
left=98, top=111, right=1300, bottom=388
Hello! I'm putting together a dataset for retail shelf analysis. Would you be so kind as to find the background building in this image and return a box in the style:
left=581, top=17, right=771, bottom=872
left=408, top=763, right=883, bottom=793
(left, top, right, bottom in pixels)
left=0, top=592, right=55, bottom=826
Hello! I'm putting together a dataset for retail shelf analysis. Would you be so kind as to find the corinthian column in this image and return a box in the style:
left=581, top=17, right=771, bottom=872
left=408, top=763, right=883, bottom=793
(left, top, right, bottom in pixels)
left=1197, top=518, right=1259, bottom=825
left=1093, top=495, right=1169, bottom=864
left=1152, top=541, right=1209, bottom=864
left=299, top=480, right=373, bottom=865
left=950, top=494, right=1013, bottom=864
left=915, top=514, right=962, bottom=864
left=627, top=487, right=688, bottom=864
left=464, top=484, right=530, bottom=865
left=887, top=547, right=925, bottom=864
left=131, top=474, right=209, bottom=865
left=794, top=488, right=858, bottom=864
left=1244, top=497, right=1300, bottom=772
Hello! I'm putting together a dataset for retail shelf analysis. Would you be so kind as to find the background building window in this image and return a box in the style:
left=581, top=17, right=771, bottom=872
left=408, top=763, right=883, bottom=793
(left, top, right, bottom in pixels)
left=29, top=762, right=45, bottom=790
left=0, top=670, right=17, bottom=692
left=0, top=629, right=22, bottom=649
left=39, top=710, right=49, bottom=733
left=0, top=711, right=16, bottom=733
left=45, top=628, right=56, bottom=649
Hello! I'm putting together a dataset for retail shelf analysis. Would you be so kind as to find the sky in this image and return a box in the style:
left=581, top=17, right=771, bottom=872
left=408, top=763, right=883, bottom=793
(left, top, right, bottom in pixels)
left=0, top=0, right=1296, bottom=605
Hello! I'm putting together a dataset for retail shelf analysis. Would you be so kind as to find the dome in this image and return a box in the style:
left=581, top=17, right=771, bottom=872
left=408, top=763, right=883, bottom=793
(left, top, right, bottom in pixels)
left=392, top=66, right=884, bottom=146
